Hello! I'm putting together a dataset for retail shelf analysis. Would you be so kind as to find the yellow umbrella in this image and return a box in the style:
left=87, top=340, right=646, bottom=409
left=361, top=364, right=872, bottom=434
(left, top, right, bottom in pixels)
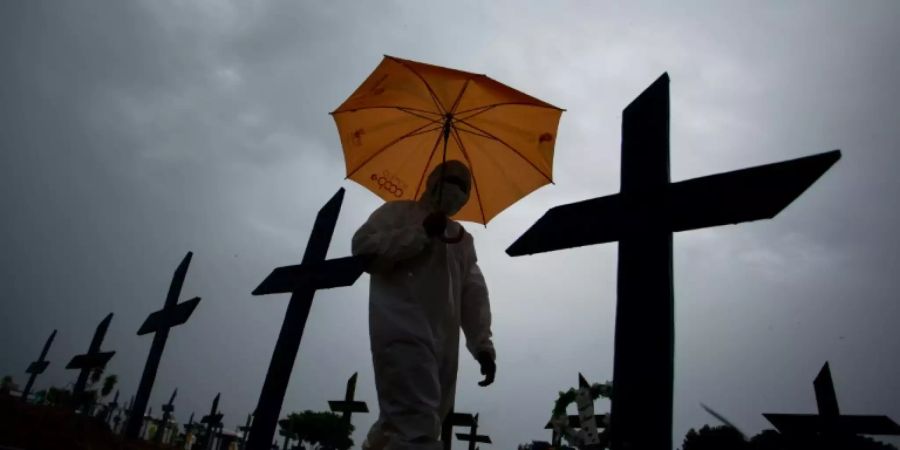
left=331, top=55, right=564, bottom=225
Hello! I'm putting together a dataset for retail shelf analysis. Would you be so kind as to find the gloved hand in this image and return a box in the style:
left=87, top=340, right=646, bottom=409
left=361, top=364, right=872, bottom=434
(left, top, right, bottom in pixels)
left=423, top=211, right=448, bottom=238
left=476, top=351, right=495, bottom=387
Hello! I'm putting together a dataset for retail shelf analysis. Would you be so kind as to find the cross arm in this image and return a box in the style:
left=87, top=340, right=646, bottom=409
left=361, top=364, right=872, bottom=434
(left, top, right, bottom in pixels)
left=456, top=434, right=492, bottom=443
left=507, top=150, right=840, bottom=256
left=545, top=415, right=583, bottom=429
left=27, top=360, right=50, bottom=374
left=137, top=297, right=202, bottom=335
left=506, top=194, right=625, bottom=256
left=328, top=400, right=369, bottom=413
left=763, top=413, right=900, bottom=435
left=202, top=413, right=224, bottom=425
left=667, top=150, right=841, bottom=232
left=66, top=351, right=115, bottom=369
left=252, top=255, right=372, bottom=296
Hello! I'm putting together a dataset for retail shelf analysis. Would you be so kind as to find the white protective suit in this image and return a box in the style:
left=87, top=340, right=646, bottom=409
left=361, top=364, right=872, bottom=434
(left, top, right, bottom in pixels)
left=352, top=161, right=495, bottom=450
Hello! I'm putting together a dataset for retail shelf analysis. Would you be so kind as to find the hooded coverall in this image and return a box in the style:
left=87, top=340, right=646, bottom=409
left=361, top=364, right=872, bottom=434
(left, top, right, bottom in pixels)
left=352, top=162, right=495, bottom=450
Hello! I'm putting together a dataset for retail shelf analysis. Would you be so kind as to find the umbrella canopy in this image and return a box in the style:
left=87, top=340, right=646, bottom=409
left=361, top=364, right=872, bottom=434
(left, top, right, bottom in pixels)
left=332, top=55, right=564, bottom=224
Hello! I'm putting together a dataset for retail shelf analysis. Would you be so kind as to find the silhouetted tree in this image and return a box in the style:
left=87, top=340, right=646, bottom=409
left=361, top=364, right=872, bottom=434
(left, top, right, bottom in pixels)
left=682, top=425, right=748, bottom=450
left=82, top=367, right=117, bottom=412
left=44, top=386, right=73, bottom=406
left=0, top=375, right=18, bottom=395
left=279, top=411, right=353, bottom=450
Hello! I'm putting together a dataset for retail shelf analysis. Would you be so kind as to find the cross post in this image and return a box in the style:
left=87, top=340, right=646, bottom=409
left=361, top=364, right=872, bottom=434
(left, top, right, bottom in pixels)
left=246, top=188, right=369, bottom=450
left=507, top=73, right=841, bottom=450
left=125, top=252, right=202, bottom=438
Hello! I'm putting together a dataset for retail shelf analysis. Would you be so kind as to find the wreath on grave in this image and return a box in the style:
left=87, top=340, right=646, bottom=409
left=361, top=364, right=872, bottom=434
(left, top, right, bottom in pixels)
left=550, top=381, right=612, bottom=448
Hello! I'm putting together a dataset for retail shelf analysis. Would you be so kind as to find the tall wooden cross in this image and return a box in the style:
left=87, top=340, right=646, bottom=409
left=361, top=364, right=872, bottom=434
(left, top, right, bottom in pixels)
left=442, top=408, right=475, bottom=450
left=455, top=414, right=491, bottom=450
left=763, top=362, right=900, bottom=438
left=328, top=372, right=368, bottom=426
left=154, top=388, right=178, bottom=444
left=22, top=329, right=56, bottom=401
left=66, top=313, right=116, bottom=410
left=246, top=188, right=369, bottom=450
left=202, top=393, right=224, bottom=450
left=126, top=252, right=202, bottom=439
left=507, top=73, right=841, bottom=450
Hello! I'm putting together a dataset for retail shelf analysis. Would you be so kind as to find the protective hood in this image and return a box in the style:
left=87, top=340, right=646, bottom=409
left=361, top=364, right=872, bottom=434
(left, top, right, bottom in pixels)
left=421, top=160, right=471, bottom=215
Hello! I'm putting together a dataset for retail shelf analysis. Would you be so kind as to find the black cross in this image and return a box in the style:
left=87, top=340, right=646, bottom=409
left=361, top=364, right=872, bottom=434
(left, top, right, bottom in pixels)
left=328, top=372, right=368, bottom=426
left=104, top=389, right=120, bottom=425
left=239, top=412, right=254, bottom=450
left=125, top=251, right=202, bottom=439
left=66, top=313, right=116, bottom=410
left=764, top=362, right=900, bottom=438
left=112, top=407, right=123, bottom=434
left=456, top=414, right=491, bottom=450
left=154, top=388, right=178, bottom=443
left=545, top=415, right=580, bottom=448
left=185, top=411, right=195, bottom=435
left=141, top=407, right=154, bottom=437
left=442, top=408, right=476, bottom=450
left=202, top=393, right=224, bottom=450
left=120, top=395, right=134, bottom=435
left=246, top=188, right=369, bottom=450
left=546, top=416, right=594, bottom=448
left=507, top=73, right=841, bottom=450
left=22, top=329, right=57, bottom=401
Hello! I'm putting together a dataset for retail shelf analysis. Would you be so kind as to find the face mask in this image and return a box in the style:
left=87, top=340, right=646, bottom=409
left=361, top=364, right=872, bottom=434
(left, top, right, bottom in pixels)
left=432, top=181, right=468, bottom=215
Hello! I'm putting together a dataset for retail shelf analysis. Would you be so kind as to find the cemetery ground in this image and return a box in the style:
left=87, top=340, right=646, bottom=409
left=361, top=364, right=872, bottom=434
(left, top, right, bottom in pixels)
left=0, top=394, right=171, bottom=450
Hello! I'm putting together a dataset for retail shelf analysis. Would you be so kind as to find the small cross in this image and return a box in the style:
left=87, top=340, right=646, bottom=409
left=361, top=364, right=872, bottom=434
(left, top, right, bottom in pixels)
left=764, top=362, right=900, bottom=438
left=328, top=372, right=369, bottom=426
left=442, top=408, right=476, bottom=450
left=456, top=414, right=491, bottom=450
left=202, top=393, right=224, bottom=450
left=22, top=329, right=57, bottom=401
left=66, top=313, right=115, bottom=410
left=154, top=388, right=178, bottom=443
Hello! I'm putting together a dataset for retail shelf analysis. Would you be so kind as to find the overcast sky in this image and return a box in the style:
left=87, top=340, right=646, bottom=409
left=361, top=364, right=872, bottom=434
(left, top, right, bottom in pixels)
left=2, top=1, right=899, bottom=449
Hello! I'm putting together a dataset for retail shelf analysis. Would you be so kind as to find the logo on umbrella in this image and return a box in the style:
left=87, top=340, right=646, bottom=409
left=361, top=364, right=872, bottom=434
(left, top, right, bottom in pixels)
left=371, top=171, right=406, bottom=198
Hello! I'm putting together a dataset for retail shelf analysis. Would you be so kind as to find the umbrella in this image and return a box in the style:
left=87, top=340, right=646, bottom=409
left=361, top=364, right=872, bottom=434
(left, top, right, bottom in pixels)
left=331, top=55, right=564, bottom=225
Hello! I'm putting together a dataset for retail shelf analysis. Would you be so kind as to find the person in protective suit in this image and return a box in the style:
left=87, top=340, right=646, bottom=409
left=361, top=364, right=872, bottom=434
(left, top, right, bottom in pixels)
left=352, top=160, right=496, bottom=450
